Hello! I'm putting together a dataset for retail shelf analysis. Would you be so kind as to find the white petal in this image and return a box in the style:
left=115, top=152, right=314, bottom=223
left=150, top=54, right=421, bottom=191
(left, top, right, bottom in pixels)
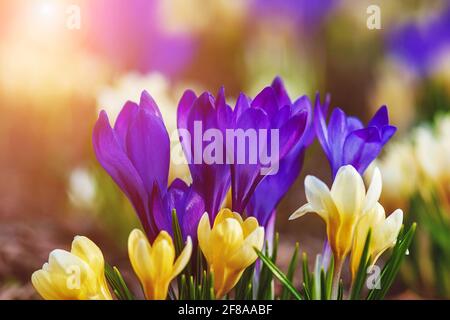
left=331, top=165, right=365, bottom=218
left=364, top=167, right=382, bottom=212
left=304, top=175, right=334, bottom=218
left=289, top=203, right=313, bottom=220
left=372, top=209, right=403, bottom=257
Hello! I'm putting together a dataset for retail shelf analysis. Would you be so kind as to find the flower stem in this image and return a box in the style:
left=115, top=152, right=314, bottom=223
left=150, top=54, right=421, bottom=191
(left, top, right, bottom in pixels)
left=331, top=258, right=344, bottom=300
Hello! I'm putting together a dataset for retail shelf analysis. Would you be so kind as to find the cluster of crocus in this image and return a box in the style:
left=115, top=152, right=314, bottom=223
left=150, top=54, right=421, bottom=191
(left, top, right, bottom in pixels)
left=93, top=77, right=313, bottom=243
left=375, top=114, right=450, bottom=298
left=377, top=114, right=450, bottom=210
left=32, top=209, right=263, bottom=300
left=32, top=230, right=192, bottom=300
left=32, top=236, right=112, bottom=300
left=33, top=77, right=412, bottom=300
left=290, top=166, right=403, bottom=296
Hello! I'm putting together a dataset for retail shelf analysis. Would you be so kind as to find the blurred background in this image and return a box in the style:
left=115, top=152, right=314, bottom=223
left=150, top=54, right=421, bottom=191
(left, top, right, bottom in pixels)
left=0, top=0, right=449, bottom=299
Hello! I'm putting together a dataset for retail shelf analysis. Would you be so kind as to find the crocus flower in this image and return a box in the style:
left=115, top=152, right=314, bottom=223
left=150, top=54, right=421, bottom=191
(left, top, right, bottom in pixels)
left=197, top=209, right=264, bottom=298
left=350, top=204, right=403, bottom=279
left=93, top=91, right=204, bottom=242
left=387, top=5, right=450, bottom=76
left=128, top=229, right=192, bottom=300
left=315, top=95, right=396, bottom=178
left=177, top=88, right=233, bottom=220
left=32, top=236, right=112, bottom=300
left=245, top=78, right=314, bottom=227
left=230, top=77, right=311, bottom=216
left=253, top=0, right=338, bottom=32
left=289, top=165, right=382, bottom=268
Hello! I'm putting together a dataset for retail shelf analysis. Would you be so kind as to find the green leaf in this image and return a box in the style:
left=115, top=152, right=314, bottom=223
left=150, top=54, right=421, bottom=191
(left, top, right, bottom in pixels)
left=367, top=223, right=417, bottom=300
left=171, top=208, right=187, bottom=298
left=312, top=254, right=322, bottom=299
left=302, top=252, right=312, bottom=297
left=302, top=282, right=312, bottom=300
left=105, top=264, right=134, bottom=300
left=320, top=268, right=327, bottom=300
left=325, top=255, right=334, bottom=300
left=350, top=229, right=372, bottom=300
left=179, top=274, right=187, bottom=300
left=280, top=243, right=299, bottom=300
left=337, top=280, right=344, bottom=300
left=256, top=236, right=278, bottom=299
left=171, top=209, right=184, bottom=257
left=235, top=263, right=255, bottom=300
left=188, top=275, right=196, bottom=300
left=255, top=248, right=302, bottom=300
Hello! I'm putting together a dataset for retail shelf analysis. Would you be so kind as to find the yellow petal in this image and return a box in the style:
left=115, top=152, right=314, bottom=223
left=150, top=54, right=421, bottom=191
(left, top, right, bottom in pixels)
left=211, top=218, right=244, bottom=260
left=71, top=236, right=104, bottom=275
left=372, top=209, right=403, bottom=263
left=213, top=208, right=243, bottom=227
left=229, top=226, right=264, bottom=270
left=151, top=231, right=176, bottom=281
left=128, top=229, right=153, bottom=285
left=171, top=236, right=192, bottom=278
left=197, top=213, right=212, bottom=262
left=242, top=217, right=259, bottom=237
left=32, top=270, right=60, bottom=300
left=47, top=249, right=86, bottom=275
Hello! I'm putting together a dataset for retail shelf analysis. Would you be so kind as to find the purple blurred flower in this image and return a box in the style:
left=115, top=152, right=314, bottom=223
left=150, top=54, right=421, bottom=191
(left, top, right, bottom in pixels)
left=315, top=94, right=396, bottom=178
left=245, top=78, right=314, bottom=226
left=177, top=89, right=233, bottom=221
left=85, top=0, right=196, bottom=76
left=387, top=5, right=450, bottom=76
left=253, top=0, right=338, bottom=31
left=93, top=91, right=204, bottom=241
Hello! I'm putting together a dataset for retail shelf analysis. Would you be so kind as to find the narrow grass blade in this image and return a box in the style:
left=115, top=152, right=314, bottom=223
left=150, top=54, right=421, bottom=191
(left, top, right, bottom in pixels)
left=255, top=248, right=302, bottom=300
left=281, top=243, right=299, bottom=300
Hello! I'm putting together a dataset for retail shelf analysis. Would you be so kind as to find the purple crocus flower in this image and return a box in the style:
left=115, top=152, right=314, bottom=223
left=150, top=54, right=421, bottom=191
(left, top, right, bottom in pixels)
left=315, top=94, right=396, bottom=178
left=245, top=79, right=315, bottom=227
left=93, top=91, right=204, bottom=241
left=231, top=77, right=312, bottom=218
left=252, top=0, right=338, bottom=31
left=387, top=5, right=450, bottom=76
left=177, top=77, right=312, bottom=228
left=177, top=89, right=233, bottom=220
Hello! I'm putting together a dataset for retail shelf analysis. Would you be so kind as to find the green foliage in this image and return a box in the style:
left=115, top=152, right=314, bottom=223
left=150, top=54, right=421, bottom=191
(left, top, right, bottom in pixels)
left=235, top=263, right=255, bottom=300
left=257, top=224, right=416, bottom=300
left=256, top=233, right=279, bottom=299
left=367, top=223, right=416, bottom=299
left=350, top=230, right=372, bottom=300
left=255, top=248, right=303, bottom=300
left=406, top=192, right=450, bottom=298
left=280, top=242, right=299, bottom=300
left=105, top=264, right=134, bottom=300
left=106, top=208, right=416, bottom=301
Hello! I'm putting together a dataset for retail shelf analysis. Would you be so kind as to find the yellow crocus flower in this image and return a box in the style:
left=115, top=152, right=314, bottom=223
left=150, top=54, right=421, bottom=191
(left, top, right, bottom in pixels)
left=197, top=209, right=264, bottom=298
left=128, top=229, right=192, bottom=300
left=289, top=165, right=382, bottom=268
left=350, top=203, right=403, bottom=279
left=31, top=236, right=112, bottom=300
